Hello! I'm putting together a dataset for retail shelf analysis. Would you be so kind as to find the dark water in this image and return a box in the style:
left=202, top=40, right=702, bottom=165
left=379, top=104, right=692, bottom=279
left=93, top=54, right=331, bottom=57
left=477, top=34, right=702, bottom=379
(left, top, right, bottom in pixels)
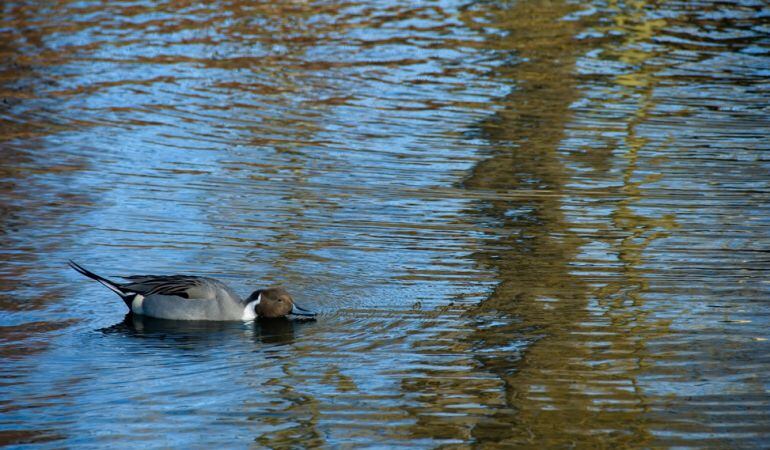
left=1, top=0, right=769, bottom=447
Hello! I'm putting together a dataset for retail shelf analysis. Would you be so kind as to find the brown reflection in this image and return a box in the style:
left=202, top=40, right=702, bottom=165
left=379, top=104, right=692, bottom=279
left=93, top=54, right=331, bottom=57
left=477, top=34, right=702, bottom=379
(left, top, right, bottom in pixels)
left=0, top=429, right=65, bottom=446
left=467, top=1, right=619, bottom=443
left=0, top=142, right=88, bottom=312
left=0, top=321, right=75, bottom=361
left=465, top=0, right=685, bottom=446
left=0, top=2, right=74, bottom=142
left=0, top=1, right=91, bottom=311
left=397, top=0, right=684, bottom=445
left=396, top=0, right=599, bottom=443
left=0, top=6, right=96, bottom=447
left=251, top=357, right=324, bottom=448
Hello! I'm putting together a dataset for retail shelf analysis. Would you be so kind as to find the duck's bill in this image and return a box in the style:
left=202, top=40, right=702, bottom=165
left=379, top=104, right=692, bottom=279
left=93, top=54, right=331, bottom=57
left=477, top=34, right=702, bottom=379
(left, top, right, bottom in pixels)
left=290, top=303, right=317, bottom=317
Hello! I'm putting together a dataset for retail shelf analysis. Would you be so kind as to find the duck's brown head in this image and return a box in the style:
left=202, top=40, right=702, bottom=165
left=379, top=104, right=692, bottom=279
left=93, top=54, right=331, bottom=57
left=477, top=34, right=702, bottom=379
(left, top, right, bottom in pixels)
left=246, top=287, right=315, bottom=319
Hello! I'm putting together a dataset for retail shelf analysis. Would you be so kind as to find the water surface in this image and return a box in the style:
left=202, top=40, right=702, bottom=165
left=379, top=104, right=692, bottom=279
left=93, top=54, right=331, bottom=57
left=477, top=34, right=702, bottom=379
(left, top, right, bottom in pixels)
left=1, top=0, right=769, bottom=447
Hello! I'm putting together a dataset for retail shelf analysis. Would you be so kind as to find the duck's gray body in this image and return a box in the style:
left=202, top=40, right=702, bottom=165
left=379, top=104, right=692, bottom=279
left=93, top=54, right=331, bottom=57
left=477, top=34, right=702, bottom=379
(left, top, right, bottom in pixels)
left=123, top=275, right=248, bottom=321
left=69, top=261, right=255, bottom=321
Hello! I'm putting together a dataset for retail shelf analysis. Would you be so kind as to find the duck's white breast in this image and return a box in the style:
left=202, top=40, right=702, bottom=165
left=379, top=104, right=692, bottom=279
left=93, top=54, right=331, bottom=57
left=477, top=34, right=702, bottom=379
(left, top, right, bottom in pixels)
left=131, top=294, right=145, bottom=315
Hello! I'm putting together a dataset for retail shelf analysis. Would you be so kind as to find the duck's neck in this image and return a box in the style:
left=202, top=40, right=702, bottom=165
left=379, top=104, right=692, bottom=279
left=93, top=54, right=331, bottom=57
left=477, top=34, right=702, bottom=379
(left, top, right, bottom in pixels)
left=241, top=295, right=261, bottom=321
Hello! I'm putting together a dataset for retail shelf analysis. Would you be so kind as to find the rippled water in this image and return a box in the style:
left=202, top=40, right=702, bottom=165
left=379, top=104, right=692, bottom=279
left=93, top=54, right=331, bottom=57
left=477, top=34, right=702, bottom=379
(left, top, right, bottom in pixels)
left=1, top=0, right=769, bottom=447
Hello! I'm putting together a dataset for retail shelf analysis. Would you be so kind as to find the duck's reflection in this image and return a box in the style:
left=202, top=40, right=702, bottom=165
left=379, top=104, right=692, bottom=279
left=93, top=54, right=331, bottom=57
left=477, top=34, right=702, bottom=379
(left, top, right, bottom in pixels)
left=254, top=317, right=299, bottom=345
left=100, top=313, right=314, bottom=346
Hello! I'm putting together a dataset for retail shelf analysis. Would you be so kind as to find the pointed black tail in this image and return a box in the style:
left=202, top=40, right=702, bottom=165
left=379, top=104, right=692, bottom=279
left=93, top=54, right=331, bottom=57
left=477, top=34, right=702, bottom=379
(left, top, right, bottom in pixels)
left=68, top=260, right=133, bottom=308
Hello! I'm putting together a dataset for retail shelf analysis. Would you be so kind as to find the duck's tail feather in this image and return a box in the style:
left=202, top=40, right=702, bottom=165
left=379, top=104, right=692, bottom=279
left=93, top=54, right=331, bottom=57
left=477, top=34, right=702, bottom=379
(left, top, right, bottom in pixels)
left=68, top=260, right=133, bottom=308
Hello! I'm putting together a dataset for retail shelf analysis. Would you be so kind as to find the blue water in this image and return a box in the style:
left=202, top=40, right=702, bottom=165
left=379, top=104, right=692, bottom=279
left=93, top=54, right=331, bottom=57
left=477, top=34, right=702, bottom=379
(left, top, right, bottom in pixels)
left=1, top=0, right=769, bottom=447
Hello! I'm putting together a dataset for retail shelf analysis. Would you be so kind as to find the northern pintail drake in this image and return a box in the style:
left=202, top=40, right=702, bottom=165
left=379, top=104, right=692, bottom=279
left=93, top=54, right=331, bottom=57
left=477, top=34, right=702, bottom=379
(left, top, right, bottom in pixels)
left=68, top=260, right=315, bottom=321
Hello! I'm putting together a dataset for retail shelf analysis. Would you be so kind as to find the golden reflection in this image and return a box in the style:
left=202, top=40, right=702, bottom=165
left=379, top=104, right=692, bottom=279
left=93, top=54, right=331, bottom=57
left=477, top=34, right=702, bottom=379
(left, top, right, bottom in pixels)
left=252, top=358, right=325, bottom=448
left=397, top=0, right=597, bottom=444
left=463, top=0, right=620, bottom=444
left=396, top=0, right=688, bottom=446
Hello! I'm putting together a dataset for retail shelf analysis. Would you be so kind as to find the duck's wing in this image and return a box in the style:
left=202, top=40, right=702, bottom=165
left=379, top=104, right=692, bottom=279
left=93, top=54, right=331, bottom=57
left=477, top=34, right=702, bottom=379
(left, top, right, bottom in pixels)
left=121, top=275, right=229, bottom=301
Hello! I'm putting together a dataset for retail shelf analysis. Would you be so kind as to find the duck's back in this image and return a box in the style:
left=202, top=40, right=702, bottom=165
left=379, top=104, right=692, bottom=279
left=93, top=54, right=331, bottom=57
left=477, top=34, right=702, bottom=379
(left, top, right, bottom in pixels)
left=122, top=275, right=245, bottom=321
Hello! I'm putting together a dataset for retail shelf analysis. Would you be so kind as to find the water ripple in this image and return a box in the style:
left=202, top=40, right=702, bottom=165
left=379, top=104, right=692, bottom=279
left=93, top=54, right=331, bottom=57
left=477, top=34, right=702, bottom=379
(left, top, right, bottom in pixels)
left=0, top=0, right=769, bottom=447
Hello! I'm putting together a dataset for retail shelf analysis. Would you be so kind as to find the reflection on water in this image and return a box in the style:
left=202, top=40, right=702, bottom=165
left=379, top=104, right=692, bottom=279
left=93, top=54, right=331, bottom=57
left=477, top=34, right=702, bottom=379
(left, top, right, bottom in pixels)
left=1, top=0, right=769, bottom=446
left=101, top=314, right=305, bottom=347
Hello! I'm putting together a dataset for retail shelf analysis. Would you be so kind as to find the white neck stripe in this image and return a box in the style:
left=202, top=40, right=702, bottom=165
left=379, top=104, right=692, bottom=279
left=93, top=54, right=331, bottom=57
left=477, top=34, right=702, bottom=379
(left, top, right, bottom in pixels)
left=241, top=293, right=261, bottom=321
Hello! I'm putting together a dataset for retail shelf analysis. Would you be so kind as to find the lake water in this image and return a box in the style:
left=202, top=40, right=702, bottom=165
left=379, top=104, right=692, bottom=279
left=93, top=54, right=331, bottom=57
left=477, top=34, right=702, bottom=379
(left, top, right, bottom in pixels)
left=1, top=0, right=769, bottom=447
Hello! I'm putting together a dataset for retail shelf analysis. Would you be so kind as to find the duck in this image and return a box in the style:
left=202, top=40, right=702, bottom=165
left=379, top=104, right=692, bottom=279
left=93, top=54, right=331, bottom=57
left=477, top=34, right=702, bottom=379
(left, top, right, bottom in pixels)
left=68, top=260, right=315, bottom=321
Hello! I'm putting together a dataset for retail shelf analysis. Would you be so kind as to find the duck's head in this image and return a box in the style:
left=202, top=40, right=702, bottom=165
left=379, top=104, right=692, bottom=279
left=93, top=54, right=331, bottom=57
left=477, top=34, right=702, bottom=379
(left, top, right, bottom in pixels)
left=246, top=287, right=316, bottom=319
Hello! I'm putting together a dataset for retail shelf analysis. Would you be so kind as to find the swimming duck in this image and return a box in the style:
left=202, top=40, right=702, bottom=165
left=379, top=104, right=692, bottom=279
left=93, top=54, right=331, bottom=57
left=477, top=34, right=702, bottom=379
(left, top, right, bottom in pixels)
left=68, top=260, right=315, bottom=321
